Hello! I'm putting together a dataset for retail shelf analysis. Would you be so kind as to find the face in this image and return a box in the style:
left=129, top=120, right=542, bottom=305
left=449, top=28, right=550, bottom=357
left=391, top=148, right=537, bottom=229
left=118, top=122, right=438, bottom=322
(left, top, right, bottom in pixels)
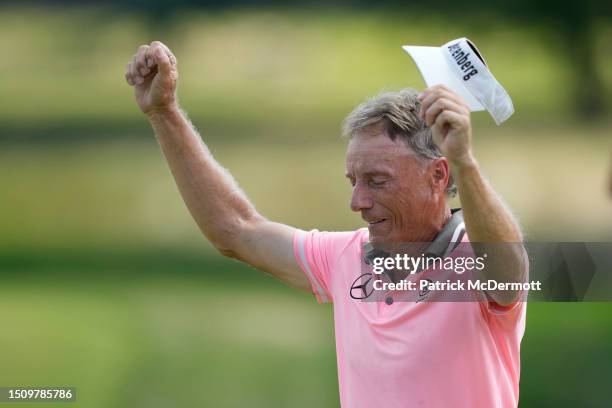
left=345, top=126, right=450, bottom=245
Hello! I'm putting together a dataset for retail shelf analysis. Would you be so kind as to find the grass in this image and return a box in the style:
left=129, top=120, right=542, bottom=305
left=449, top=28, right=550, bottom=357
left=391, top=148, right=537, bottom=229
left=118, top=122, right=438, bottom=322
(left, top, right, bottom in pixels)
left=0, top=257, right=611, bottom=407
left=0, top=263, right=338, bottom=408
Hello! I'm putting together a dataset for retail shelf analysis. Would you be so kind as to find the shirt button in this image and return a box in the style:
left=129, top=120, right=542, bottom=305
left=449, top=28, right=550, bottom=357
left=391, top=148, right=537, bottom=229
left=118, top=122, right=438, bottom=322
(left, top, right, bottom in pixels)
left=385, top=296, right=394, bottom=305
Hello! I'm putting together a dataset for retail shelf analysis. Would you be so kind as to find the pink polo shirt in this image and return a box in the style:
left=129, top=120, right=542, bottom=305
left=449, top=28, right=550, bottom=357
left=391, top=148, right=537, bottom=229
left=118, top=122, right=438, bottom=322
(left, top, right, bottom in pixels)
left=294, top=228, right=526, bottom=408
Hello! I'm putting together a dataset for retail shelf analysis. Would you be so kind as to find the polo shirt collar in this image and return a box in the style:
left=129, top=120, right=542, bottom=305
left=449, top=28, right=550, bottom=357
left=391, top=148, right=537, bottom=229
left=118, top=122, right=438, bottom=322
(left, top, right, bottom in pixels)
left=363, top=208, right=465, bottom=264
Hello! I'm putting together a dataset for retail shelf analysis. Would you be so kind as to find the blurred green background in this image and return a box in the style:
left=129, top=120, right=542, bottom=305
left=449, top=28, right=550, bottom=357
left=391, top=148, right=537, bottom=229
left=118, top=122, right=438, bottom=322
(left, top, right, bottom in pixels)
left=1, top=2, right=611, bottom=407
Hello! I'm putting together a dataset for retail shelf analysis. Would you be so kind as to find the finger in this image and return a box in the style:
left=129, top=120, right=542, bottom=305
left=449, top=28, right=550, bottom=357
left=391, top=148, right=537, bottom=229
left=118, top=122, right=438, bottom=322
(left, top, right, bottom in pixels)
left=419, top=85, right=456, bottom=107
left=134, top=44, right=150, bottom=77
left=165, top=46, right=177, bottom=67
left=419, top=85, right=469, bottom=115
left=417, top=84, right=447, bottom=101
left=144, top=43, right=160, bottom=69
left=150, top=43, right=174, bottom=76
left=144, top=44, right=157, bottom=70
left=418, top=87, right=445, bottom=118
left=420, top=84, right=449, bottom=97
left=431, top=84, right=452, bottom=94
left=152, top=41, right=177, bottom=68
left=424, top=98, right=466, bottom=127
left=437, top=87, right=470, bottom=110
left=125, top=62, right=135, bottom=86
left=420, top=91, right=468, bottom=122
left=145, top=41, right=178, bottom=76
left=145, top=42, right=166, bottom=66
left=432, top=110, right=468, bottom=135
left=129, top=53, right=144, bottom=85
left=431, top=110, right=453, bottom=146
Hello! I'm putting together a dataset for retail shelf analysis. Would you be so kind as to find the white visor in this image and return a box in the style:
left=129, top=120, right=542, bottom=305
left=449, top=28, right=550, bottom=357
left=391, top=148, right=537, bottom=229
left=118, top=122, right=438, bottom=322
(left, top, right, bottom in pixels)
left=402, top=37, right=514, bottom=125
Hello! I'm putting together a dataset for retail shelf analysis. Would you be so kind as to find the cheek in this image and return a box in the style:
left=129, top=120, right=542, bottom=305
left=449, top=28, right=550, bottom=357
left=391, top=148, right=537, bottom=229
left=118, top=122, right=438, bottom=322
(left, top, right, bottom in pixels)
left=393, top=182, right=432, bottom=213
left=380, top=189, right=415, bottom=223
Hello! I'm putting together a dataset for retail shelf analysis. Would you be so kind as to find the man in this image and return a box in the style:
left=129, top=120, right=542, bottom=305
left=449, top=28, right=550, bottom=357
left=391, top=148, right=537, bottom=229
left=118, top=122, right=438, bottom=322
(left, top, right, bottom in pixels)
left=125, top=41, right=527, bottom=407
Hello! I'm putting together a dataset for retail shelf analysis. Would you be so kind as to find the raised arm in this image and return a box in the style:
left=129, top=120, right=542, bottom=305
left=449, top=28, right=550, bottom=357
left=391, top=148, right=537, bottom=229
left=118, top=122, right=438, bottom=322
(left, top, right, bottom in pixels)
left=125, top=41, right=309, bottom=291
left=418, top=85, right=527, bottom=306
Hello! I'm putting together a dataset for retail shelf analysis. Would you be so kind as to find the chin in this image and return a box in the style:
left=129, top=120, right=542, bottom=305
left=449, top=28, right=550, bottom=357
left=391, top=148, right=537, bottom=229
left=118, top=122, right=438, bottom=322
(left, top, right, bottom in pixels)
left=368, top=233, right=391, bottom=247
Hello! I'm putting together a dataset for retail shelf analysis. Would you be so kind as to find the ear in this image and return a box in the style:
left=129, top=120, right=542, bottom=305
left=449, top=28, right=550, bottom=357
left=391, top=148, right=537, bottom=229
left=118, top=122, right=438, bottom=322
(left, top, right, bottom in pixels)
left=428, top=158, right=450, bottom=195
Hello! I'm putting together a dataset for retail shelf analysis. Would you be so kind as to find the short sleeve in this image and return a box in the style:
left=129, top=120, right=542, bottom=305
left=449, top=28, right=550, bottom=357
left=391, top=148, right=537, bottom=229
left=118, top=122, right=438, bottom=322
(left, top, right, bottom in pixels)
left=482, top=249, right=530, bottom=320
left=480, top=300, right=527, bottom=340
left=293, top=229, right=362, bottom=303
left=480, top=293, right=527, bottom=332
left=293, top=229, right=335, bottom=303
left=483, top=299, right=523, bottom=316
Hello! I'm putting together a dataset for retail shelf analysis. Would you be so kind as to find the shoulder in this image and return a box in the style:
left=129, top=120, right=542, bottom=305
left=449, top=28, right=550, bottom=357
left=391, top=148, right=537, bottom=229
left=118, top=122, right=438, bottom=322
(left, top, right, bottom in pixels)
left=295, top=228, right=368, bottom=259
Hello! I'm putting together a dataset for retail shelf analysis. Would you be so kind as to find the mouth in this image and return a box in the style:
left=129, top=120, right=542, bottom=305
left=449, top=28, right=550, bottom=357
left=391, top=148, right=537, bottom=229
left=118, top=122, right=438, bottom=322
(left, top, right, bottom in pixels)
left=367, top=218, right=386, bottom=226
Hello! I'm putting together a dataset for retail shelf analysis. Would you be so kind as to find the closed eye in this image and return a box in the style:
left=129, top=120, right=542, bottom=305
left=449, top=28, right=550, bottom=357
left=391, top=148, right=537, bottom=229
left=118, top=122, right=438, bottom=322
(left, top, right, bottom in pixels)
left=369, top=179, right=388, bottom=188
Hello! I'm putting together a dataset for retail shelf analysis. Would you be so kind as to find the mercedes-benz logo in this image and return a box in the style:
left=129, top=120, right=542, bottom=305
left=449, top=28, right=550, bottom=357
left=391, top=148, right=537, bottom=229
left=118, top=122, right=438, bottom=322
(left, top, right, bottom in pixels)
left=417, top=278, right=433, bottom=302
left=350, top=273, right=375, bottom=299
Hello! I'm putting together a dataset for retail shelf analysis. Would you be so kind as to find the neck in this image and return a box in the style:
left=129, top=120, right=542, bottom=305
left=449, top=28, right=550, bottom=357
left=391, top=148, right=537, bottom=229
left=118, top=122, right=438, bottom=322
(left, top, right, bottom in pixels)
left=412, top=205, right=452, bottom=242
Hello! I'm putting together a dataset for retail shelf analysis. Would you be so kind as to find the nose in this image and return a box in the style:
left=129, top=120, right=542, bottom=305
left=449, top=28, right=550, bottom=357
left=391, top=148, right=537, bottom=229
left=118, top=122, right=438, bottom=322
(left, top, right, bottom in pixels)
left=350, top=183, right=374, bottom=212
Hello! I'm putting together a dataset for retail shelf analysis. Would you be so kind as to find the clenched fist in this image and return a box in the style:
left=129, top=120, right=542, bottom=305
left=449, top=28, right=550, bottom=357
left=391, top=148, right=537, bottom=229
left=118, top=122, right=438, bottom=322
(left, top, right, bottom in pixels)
left=125, top=41, right=178, bottom=116
left=417, top=84, right=474, bottom=168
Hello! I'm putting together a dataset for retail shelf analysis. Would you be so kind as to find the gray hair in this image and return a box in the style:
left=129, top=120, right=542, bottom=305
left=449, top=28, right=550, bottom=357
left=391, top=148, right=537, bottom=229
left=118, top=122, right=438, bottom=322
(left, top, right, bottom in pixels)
left=342, top=88, right=457, bottom=197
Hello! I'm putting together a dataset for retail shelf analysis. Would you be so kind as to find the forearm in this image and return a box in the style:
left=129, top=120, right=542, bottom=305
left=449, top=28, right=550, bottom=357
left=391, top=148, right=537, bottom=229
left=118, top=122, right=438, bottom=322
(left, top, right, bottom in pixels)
left=418, top=84, right=526, bottom=304
left=148, top=106, right=263, bottom=254
left=451, top=157, right=522, bottom=243
left=452, top=157, right=527, bottom=304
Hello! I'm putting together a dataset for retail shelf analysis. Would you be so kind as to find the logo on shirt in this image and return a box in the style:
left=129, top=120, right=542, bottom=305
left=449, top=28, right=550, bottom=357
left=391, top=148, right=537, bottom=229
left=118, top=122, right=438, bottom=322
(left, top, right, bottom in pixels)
left=350, top=273, right=374, bottom=299
left=416, top=278, right=433, bottom=302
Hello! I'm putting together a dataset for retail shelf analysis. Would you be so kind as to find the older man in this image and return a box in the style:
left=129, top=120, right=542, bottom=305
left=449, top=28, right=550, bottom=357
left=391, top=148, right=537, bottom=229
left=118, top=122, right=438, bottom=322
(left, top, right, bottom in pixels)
left=125, top=41, right=527, bottom=408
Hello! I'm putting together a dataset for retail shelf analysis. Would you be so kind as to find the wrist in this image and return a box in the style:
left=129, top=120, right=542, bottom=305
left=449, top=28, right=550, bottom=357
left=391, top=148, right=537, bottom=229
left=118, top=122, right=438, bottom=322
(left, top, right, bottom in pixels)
left=448, top=152, right=477, bottom=172
left=146, top=103, right=182, bottom=124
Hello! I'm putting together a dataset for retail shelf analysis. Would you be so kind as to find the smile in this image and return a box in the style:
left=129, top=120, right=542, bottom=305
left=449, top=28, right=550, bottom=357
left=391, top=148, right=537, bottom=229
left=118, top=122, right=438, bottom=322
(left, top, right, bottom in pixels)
left=368, top=219, right=386, bottom=225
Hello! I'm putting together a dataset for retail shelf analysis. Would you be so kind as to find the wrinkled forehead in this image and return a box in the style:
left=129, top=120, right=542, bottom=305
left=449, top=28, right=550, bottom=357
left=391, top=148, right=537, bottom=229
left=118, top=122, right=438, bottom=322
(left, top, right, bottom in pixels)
left=345, top=129, right=417, bottom=174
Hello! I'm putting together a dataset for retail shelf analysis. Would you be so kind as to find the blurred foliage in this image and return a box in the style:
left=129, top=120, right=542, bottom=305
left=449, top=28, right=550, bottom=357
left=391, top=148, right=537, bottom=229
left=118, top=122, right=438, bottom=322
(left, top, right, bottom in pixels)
left=0, top=6, right=611, bottom=141
left=0, top=129, right=610, bottom=253
left=0, top=5, right=611, bottom=408
left=101, top=0, right=612, bottom=117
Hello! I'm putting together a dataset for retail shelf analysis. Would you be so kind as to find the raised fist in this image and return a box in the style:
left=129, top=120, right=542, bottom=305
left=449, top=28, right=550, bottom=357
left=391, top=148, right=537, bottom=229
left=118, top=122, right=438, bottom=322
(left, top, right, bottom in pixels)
left=125, top=41, right=178, bottom=115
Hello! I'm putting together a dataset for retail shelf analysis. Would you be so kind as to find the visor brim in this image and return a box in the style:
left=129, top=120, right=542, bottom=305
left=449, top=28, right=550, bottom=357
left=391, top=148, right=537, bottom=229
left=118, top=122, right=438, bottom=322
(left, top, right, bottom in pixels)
left=402, top=45, right=485, bottom=112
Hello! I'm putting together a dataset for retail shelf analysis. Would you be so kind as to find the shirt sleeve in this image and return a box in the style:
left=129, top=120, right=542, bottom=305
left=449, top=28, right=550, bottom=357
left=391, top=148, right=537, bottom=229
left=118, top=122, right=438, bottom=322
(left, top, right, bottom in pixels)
left=293, top=229, right=351, bottom=303
left=484, top=298, right=523, bottom=315
left=482, top=249, right=530, bottom=317
left=480, top=300, right=527, bottom=342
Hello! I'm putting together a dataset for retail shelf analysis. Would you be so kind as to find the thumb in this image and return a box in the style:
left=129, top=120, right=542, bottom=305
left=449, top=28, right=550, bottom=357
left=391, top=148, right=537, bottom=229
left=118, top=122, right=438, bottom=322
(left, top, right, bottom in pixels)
left=431, top=122, right=447, bottom=147
left=154, top=46, right=174, bottom=76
